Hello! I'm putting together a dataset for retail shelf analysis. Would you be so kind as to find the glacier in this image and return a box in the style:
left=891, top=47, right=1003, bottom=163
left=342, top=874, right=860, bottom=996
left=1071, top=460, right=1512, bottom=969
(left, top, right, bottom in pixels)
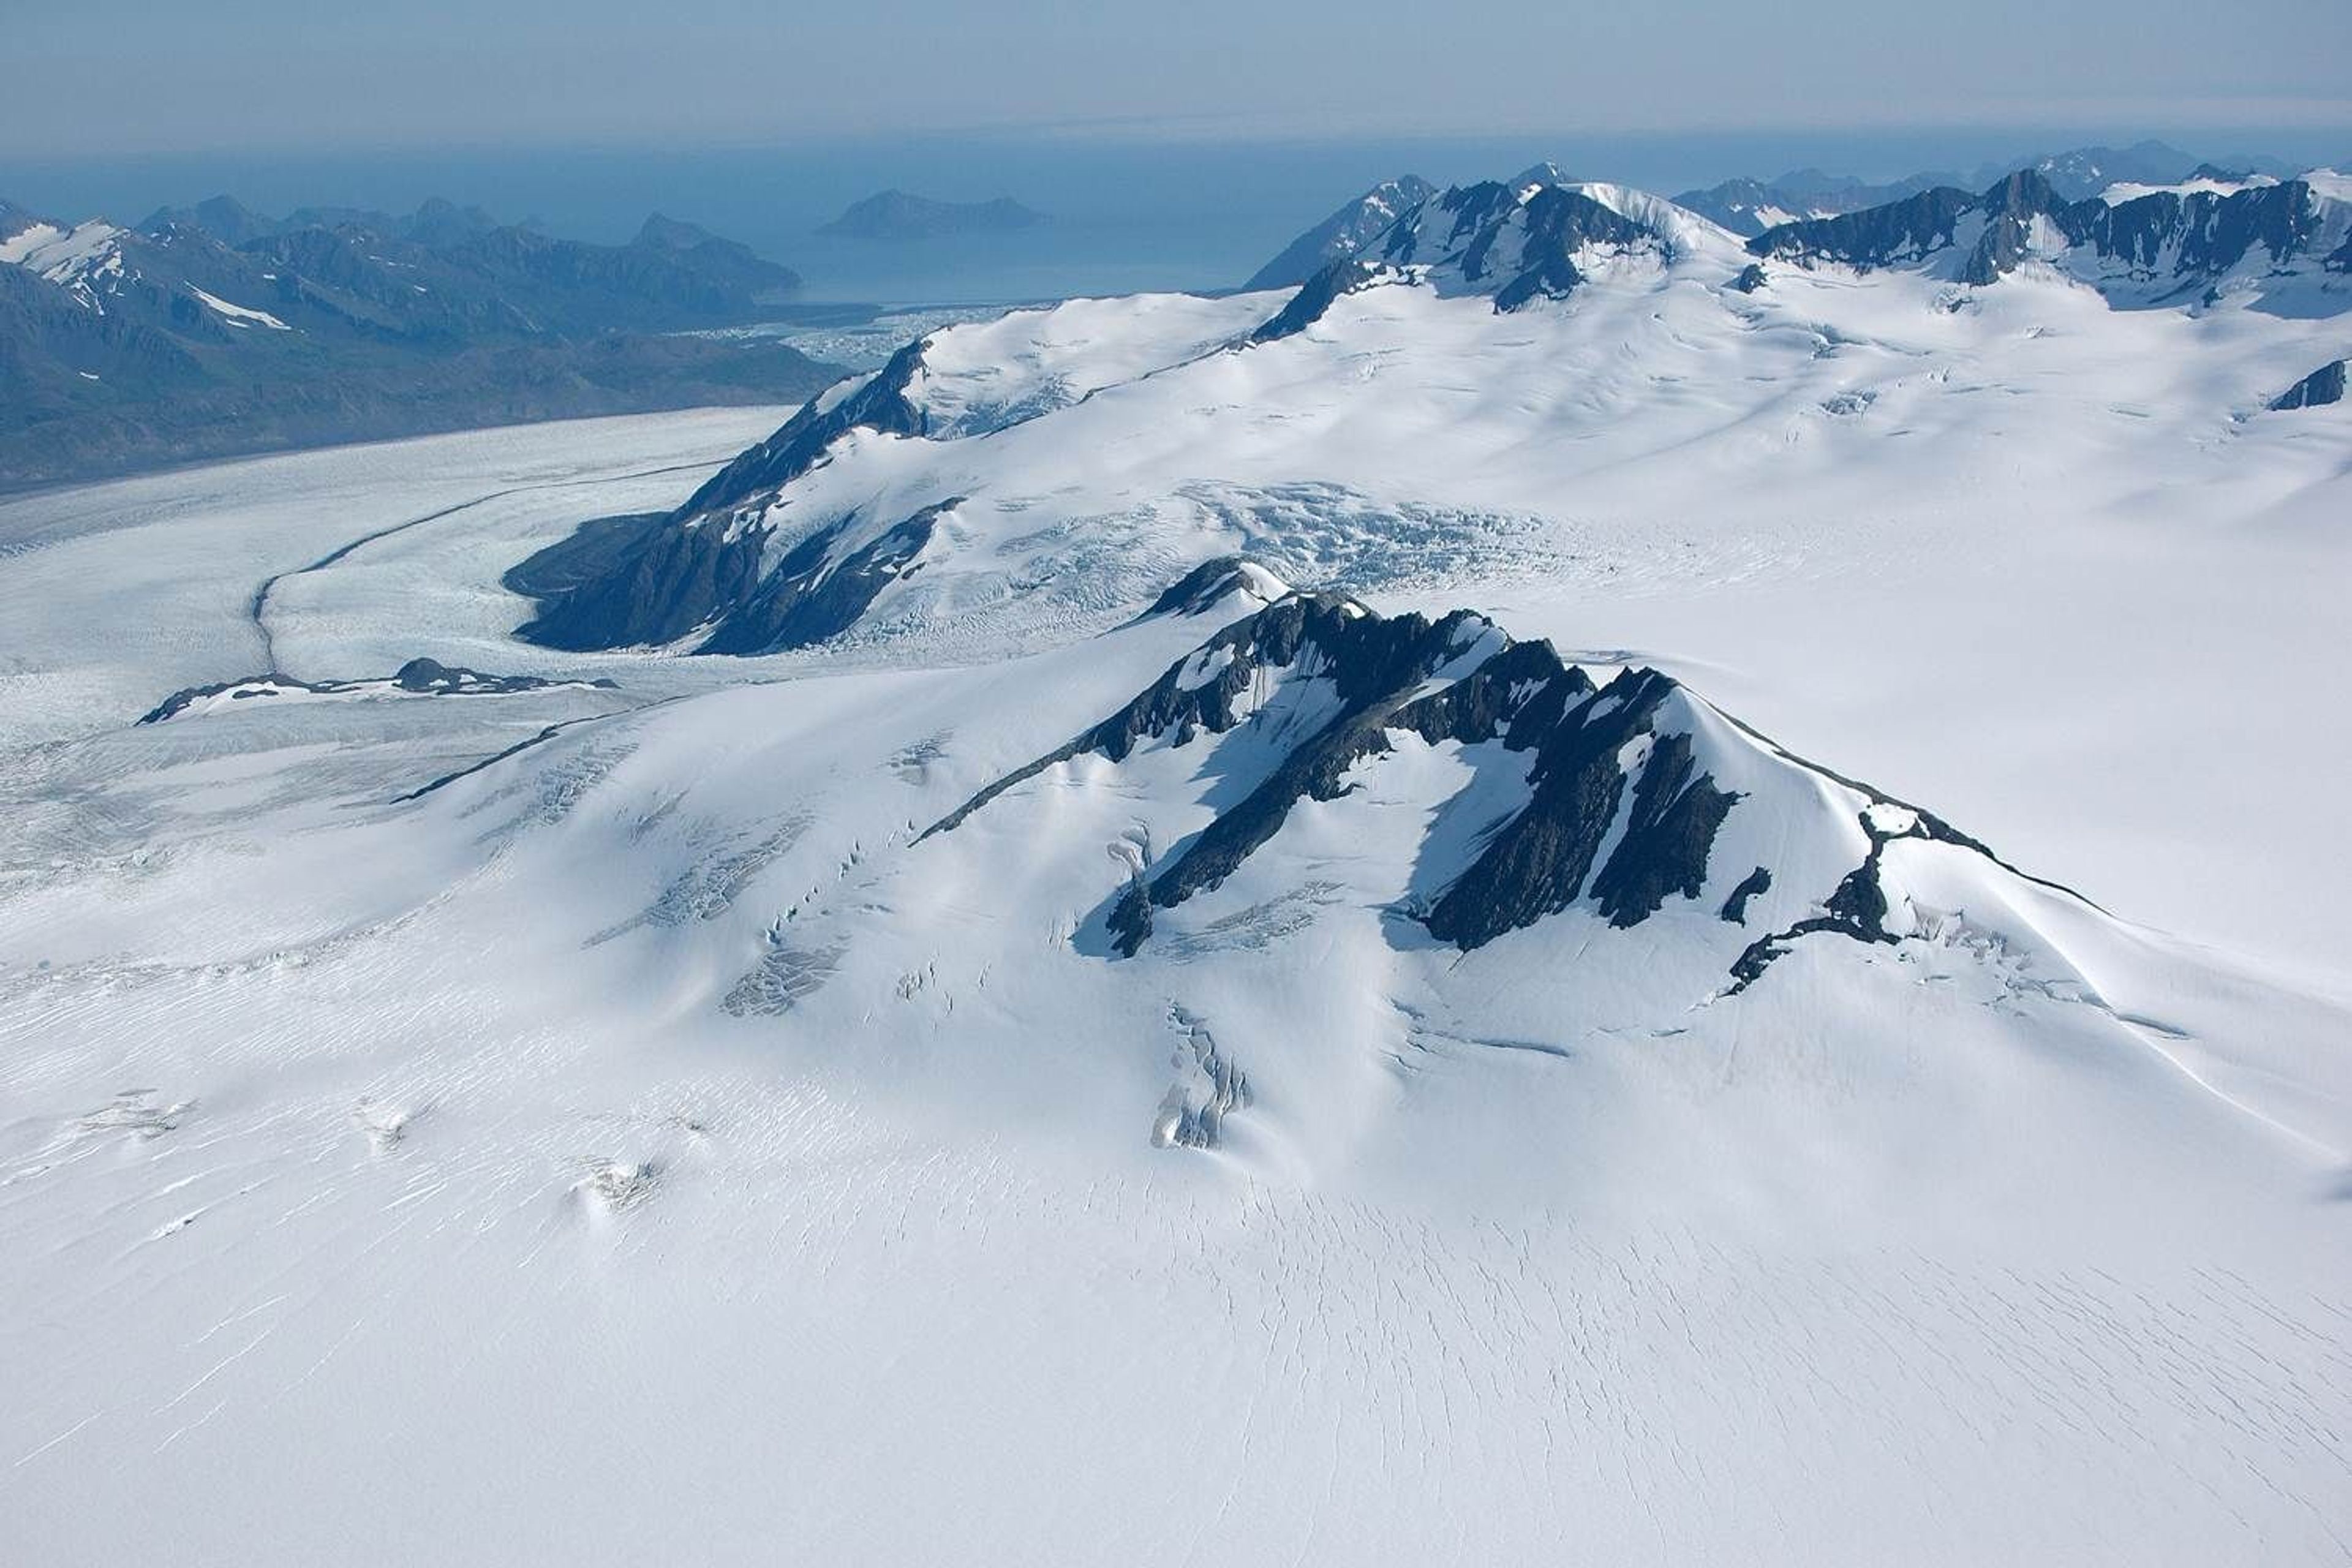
left=2, top=165, right=2350, bottom=1565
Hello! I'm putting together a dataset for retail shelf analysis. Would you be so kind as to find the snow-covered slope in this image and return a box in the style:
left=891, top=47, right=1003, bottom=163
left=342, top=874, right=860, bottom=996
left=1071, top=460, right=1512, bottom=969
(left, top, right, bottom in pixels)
left=4, top=159, right=2351, bottom=1565
left=7, top=519, right=2349, bottom=1562
left=514, top=165, right=2347, bottom=675
left=1244, top=173, right=1438, bottom=290
left=1750, top=167, right=2352, bottom=311
left=935, top=574, right=2139, bottom=998
left=509, top=290, right=1278, bottom=650
left=0, top=216, right=132, bottom=309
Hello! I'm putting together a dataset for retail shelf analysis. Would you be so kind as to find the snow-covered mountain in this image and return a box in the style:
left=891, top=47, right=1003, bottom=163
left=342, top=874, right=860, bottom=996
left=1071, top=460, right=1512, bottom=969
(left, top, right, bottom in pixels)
left=1672, top=167, right=1947, bottom=236
left=1670, top=140, right=2294, bottom=237
left=929, top=567, right=2109, bottom=1010
left=0, top=194, right=827, bottom=489
left=1244, top=174, right=1438, bottom=289
left=4, top=157, right=2351, bottom=1564
left=1748, top=167, right=2352, bottom=309
left=510, top=162, right=2349, bottom=663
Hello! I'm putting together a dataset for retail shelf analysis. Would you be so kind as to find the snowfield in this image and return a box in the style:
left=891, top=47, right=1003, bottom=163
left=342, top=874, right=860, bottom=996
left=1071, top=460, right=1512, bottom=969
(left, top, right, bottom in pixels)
left=2, top=170, right=2350, bottom=1566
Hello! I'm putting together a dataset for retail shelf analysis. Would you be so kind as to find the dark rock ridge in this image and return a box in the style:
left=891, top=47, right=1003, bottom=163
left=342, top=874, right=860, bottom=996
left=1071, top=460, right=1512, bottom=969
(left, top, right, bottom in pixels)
left=507, top=492, right=957, bottom=658
left=925, top=590, right=1738, bottom=957
left=1725, top=803, right=1980, bottom=992
left=1749, top=168, right=2345, bottom=298
left=507, top=510, right=763, bottom=652
left=1132, top=556, right=1280, bottom=619
left=511, top=303, right=1116, bottom=656
left=1140, top=557, right=1253, bottom=618
left=1373, top=181, right=1661, bottom=311
left=508, top=341, right=936, bottom=653
left=927, top=573, right=2069, bottom=993
left=1719, top=867, right=1771, bottom=922
left=698, top=497, right=961, bottom=655
left=1243, top=174, right=1679, bottom=317
left=1245, top=175, right=1437, bottom=292
left=2271, top=358, right=2347, bottom=410
left=139, top=658, right=609, bottom=724
left=133, top=196, right=802, bottom=314
left=676, top=338, right=929, bottom=519
left=1248, top=259, right=1391, bottom=342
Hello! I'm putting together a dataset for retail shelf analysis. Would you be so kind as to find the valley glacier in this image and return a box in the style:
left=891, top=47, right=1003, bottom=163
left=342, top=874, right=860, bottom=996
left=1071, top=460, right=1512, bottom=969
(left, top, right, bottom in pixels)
left=3, top=168, right=2350, bottom=1564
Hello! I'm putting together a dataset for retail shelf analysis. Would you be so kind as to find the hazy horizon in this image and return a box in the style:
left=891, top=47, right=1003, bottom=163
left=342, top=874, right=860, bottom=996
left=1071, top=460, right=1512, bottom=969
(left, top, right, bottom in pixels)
left=7, top=0, right=2350, bottom=156
left=8, top=123, right=2346, bottom=304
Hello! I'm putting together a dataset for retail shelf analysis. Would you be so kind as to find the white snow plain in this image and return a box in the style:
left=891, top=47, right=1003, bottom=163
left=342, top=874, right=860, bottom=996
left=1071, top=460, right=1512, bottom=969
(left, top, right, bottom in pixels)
left=2, top=198, right=2350, bottom=1566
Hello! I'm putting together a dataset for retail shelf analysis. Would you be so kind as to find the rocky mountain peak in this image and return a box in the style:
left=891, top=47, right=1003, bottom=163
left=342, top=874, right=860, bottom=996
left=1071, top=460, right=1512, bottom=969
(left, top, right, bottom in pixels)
left=925, top=576, right=2067, bottom=1000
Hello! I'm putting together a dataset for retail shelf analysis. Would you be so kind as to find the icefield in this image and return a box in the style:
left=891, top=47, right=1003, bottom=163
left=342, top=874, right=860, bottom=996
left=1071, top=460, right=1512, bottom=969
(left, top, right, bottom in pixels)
left=4, top=170, right=2351, bottom=1564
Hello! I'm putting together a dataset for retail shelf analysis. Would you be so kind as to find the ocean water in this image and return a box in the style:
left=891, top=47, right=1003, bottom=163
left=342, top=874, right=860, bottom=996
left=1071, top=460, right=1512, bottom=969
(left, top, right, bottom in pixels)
left=6, top=127, right=2342, bottom=306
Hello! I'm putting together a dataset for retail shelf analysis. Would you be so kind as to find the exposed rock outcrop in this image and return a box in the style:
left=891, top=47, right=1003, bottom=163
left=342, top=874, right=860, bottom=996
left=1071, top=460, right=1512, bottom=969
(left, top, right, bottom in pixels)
left=1750, top=168, right=2348, bottom=305
left=2271, top=358, right=2346, bottom=410
left=929, top=567, right=2081, bottom=996
left=140, top=660, right=608, bottom=724
left=1245, top=176, right=1436, bottom=292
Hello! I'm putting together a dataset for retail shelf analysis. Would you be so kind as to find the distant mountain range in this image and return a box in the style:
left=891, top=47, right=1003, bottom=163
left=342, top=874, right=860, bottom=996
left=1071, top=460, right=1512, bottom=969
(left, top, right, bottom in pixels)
left=818, top=190, right=1046, bottom=243
left=0, top=195, right=835, bottom=490
left=1250, top=141, right=2320, bottom=287
left=12, top=141, right=2336, bottom=493
left=1673, top=140, right=2302, bottom=236
left=1744, top=167, right=2352, bottom=305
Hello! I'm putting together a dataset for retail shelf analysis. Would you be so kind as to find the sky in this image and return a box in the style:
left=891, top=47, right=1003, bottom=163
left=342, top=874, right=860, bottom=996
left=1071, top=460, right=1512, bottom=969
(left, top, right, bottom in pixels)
left=6, top=0, right=2350, bottom=155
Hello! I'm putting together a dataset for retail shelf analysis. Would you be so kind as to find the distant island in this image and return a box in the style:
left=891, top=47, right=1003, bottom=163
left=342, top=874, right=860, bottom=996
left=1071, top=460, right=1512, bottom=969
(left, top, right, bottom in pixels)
left=817, top=190, right=1046, bottom=242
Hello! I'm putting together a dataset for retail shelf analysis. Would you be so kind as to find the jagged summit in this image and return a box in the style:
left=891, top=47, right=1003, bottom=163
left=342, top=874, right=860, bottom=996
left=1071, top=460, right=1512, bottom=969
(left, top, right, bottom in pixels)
left=1241, top=173, right=1744, bottom=340
left=928, top=578, right=2089, bottom=1016
left=1245, top=175, right=1436, bottom=291
left=1248, top=167, right=1744, bottom=315
left=1749, top=166, right=2352, bottom=308
left=1133, top=556, right=1294, bottom=619
left=1312, top=173, right=1741, bottom=311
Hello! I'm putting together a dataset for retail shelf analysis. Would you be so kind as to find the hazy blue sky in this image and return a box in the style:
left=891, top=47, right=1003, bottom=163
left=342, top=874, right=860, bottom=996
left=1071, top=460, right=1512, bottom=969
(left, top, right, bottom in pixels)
left=6, top=0, right=2348, bottom=154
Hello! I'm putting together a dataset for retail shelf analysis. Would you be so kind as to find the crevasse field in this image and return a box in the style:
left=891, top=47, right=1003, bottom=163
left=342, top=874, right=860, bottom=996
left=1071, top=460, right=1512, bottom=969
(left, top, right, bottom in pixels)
left=4, top=176, right=2350, bottom=1565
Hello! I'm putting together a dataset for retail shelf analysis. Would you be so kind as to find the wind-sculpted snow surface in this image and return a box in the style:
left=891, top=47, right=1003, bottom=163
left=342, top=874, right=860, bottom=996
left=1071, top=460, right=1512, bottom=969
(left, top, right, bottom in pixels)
left=7, top=533, right=2349, bottom=1564
left=5, top=159, right=2352, bottom=1564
